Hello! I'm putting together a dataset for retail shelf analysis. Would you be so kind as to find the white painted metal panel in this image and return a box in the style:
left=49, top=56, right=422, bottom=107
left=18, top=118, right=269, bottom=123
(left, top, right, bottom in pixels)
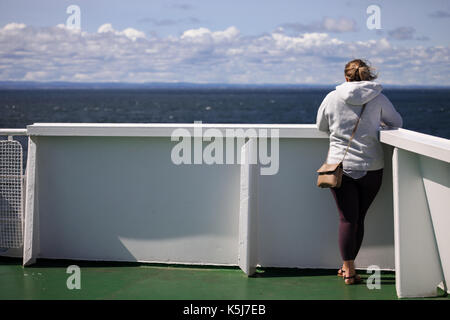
left=257, top=139, right=395, bottom=269
left=392, top=148, right=444, bottom=298
left=238, top=139, right=258, bottom=276
left=29, top=136, right=241, bottom=265
left=420, top=155, right=450, bottom=294
left=23, top=136, right=39, bottom=266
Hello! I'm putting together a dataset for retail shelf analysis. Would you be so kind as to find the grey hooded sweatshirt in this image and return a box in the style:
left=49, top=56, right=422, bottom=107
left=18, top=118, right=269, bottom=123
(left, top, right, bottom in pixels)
left=316, top=81, right=403, bottom=173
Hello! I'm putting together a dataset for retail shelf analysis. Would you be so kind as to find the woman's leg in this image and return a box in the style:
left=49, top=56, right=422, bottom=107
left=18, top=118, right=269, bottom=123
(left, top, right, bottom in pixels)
left=330, top=175, right=362, bottom=283
left=330, top=175, right=360, bottom=261
left=353, top=169, right=384, bottom=258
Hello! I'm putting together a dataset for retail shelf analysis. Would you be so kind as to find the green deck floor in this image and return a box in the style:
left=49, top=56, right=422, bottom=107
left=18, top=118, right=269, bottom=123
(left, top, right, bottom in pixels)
left=0, top=257, right=448, bottom=300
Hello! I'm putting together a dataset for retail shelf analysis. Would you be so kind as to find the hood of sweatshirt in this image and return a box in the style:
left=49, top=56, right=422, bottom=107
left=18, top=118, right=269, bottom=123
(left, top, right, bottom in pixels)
left=335, top=81, right=383, bottom=105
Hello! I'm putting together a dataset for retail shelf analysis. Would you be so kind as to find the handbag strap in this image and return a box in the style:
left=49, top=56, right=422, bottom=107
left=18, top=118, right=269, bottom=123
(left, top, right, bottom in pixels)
left=341, top=103, right=366, bottom=162
left=326, top=103, right=367, bottom=163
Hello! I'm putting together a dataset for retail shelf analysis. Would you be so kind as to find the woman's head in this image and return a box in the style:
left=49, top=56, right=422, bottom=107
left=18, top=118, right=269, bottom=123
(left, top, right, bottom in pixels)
left=344, top=59, right=377, bottom=82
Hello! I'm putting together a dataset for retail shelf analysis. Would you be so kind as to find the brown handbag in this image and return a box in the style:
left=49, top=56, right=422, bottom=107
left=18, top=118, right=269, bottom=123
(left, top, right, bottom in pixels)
left=317, top=103, right=366, bottom=188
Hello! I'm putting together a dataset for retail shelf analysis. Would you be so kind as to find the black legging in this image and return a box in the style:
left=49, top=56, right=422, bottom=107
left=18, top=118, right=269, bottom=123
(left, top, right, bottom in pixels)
left=330, top=169, right=383, bottom=261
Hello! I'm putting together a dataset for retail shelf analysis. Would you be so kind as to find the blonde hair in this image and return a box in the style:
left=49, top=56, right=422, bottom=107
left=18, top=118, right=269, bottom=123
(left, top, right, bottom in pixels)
left=344, top=59, right=377, bottom=82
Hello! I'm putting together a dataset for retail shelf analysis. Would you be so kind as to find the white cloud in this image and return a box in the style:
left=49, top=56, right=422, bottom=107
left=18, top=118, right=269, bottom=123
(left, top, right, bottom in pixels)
left=0, top=23, right=449, bottom=85
left=97, top=23, right=146, bottom=41
left=181, top=27, right=210, bottom=38
left=23, top=71, right=49, bottom=81
left=121, top=28, right=146, bottom=41
left=271, top=32, right=344, bottom=50
left=2, top=22, right=26, bottom=31
left=97, top=23, right=115, bottom=33
left=181, top=26, right=240, bottom=43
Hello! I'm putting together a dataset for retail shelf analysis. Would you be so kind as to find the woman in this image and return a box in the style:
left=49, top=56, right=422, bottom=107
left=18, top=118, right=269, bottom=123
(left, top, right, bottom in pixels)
left=316, top=59, right=403, bottom=285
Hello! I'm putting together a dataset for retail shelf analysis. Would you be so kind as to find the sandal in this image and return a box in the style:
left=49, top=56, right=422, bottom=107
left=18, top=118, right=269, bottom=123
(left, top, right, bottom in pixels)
left=344, top=274, right=362, bottom=285
left=338, top=267, right=362, bottom=281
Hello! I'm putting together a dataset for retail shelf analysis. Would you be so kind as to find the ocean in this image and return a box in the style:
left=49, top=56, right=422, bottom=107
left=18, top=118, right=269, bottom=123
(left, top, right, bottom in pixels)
left=1, top=88, right=449, bottom=139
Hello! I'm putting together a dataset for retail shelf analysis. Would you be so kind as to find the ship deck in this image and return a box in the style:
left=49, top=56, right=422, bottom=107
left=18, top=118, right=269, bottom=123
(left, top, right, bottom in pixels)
left=1, top=124, right=449, bottom=300
left=1, top=257, right=448, bottom=300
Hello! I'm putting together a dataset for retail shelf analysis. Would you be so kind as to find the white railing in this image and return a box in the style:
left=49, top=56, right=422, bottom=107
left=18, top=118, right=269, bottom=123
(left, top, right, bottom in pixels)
left=0, top=123, right=449, bottom=299
left=380, top=128, right=450, bottom=298
left=18, top=123, right=395, bottom=270
left=0, top=129, right=27, bottom=141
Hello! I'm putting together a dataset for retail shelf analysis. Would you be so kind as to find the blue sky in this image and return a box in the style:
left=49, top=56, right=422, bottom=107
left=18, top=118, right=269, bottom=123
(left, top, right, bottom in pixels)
left=0, top=0, right=449, bottom=85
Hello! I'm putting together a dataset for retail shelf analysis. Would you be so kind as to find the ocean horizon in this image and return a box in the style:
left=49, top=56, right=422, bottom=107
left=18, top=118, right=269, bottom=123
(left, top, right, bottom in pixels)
left=1, top=86, right=449, bottom=141
left=1, top=81, right=450, bottom=90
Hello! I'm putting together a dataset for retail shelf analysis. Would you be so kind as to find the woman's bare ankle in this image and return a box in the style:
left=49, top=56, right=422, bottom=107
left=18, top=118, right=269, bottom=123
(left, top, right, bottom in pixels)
left=343, top=260, right=355, bottom=276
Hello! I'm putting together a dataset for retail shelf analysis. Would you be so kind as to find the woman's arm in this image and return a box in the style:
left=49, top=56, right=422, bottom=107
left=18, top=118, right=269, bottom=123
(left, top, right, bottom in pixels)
left=380, top=94, right=403, bottom=128
left=316, top=94, right=330, bottom=132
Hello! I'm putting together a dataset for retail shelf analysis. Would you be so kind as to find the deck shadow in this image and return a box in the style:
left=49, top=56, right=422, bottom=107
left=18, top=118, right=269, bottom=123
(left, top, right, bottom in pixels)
left=0, top=256, right=22, bottom=265
left=1, top=256, right=242, bottom=271
left=252, top=267, right=337, bottom=278
left=253, top=266, right=396, bottom=283
left=0, top=256, right=396, bottom=286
